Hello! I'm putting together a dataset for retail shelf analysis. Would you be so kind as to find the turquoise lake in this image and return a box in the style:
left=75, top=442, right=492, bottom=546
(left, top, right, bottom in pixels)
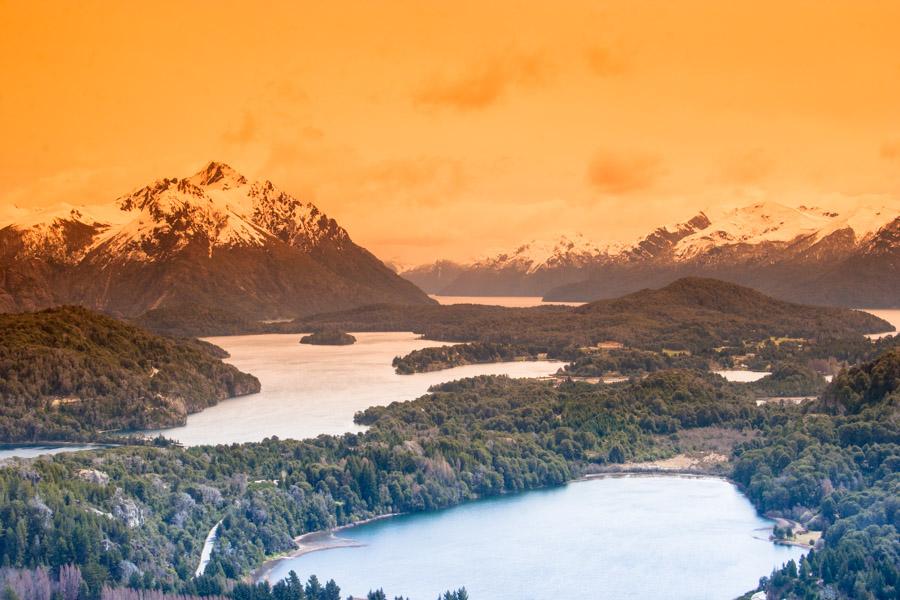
left=265, top=475, right=805, bottom=600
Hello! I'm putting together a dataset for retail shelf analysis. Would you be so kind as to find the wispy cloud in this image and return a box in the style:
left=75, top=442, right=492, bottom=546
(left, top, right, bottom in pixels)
left=880, top=140, right=900, bottom=161
left=717, top=148, right=775, bottom=185
left=358, top=158, right=466, bottom=200
left=414, top=53, right=551, bottom=111
left=584, top=45, right=627, bottom=76
left=586, top=150, right=662, bottom=194
left=222, top=112, right=257, bottom=145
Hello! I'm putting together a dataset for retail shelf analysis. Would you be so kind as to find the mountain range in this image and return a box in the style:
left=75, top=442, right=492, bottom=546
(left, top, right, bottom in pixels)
left=400, top=202, right=900, bottom=307
left=0, top=162, right=433, bottom=321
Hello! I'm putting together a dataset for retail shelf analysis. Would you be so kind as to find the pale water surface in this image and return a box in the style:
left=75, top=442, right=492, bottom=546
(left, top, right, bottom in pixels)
left=431, top=295, right=583, bottom=307
left=714, top=369, right=770, bottom=382
left=266, top=476, right=805, bottom=600
left=0, top=445, right=100, bottom=460
left=150, top=332, right=565, bottom=446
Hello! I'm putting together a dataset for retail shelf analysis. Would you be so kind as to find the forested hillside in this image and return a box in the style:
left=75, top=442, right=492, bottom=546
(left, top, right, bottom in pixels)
left=0, top=346, right=895, bottom=599
left=0, top=307, right=260, bottom=441
left=297, top=278, right=891, bottom=352
left=733, top=349, right=899, bottom=598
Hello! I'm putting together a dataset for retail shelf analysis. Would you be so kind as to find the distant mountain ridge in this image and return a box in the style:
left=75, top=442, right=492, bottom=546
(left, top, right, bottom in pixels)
left=400, top=201, right=899, bottom=307
left=0, top=162, right=434, bottom=320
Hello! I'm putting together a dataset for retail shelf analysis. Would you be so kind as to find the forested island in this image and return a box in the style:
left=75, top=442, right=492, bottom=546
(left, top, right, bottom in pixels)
left=0, top=342, right=896, bottom=599
left=0, top=307, right=260, bottom=442
left=299, top=330, right=357, bottom=346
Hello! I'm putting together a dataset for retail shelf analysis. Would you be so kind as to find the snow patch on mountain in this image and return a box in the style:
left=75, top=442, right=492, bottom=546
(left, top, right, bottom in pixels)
left=474, top=233, right=622, bottom=274
left=671, top=202, right=832, bottom=260
left=4, top=162, right=349, bottom=264
left=405, top=200, right=898, bottom=275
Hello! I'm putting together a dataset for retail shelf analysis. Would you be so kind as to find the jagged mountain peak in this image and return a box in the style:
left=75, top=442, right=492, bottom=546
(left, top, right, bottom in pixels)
left=0, top=162, right=434, bottom=317
left=3, top=164, right=356, bottom=267
left=189, top=161, right=248, bottom=188
left=99, top=164, right=353, bottom=261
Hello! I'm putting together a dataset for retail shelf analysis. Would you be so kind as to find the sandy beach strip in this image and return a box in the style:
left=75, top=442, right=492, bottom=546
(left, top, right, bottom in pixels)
left=251, top=513, right=401, bottom=583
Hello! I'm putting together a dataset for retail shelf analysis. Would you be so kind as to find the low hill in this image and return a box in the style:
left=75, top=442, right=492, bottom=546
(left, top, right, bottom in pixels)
left=0, top=306, right=260, bottom=441
left=296, top=278, right=892, bottom=352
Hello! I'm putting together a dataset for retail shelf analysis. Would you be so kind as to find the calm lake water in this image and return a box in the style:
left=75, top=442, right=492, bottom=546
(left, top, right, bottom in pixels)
left=266, top=475, right=805, bottom=600
left=0, top=445, right=101, bottom=460
left=149, top=332, right=565, bottom=446
left=714, top=369, right=770, bottom=382
left=431, top=295, right=583, bottom=307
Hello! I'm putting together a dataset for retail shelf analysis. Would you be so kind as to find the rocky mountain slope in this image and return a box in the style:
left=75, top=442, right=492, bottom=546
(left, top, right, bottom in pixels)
left=401, top=202, right=899, bottom=307
left=0, top=162, right=434, bottom=321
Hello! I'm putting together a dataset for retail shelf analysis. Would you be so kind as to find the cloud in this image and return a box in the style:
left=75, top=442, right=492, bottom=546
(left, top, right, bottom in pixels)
left=222, top=112, right=257, bottom=145
left=354, top=157, right=468, bottom=206
left=586, top=151, right=662, bottom=194
left=584, top=45, right=627, bottom=76
left=880, top=140, right=900, bottom=161
left=717, top=148, right=775, bottom=185
left=414, top=53, right=551, bottom=111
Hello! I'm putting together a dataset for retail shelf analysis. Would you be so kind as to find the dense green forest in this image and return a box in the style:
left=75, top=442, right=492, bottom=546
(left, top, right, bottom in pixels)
left=0, top=297, right=896, bottom=599
left=555, top=347, right=711, bottom=377
left=391, top=342, right=576, bottom=374
left=0, top=307, right=260, bottom=442
left=0, top=565, right=465, bottom=600
left=746, top=363, right=829, bottom=398
left=294, top=278, right=890, bottom=352
left=0, top=565, right=469, bottom=600
left=733, top=349, right=899, bottom=598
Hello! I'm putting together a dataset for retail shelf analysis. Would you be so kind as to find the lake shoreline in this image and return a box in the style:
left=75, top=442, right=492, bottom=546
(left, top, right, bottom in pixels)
left=251, top=513, right=402, bottom=583
left=250, top=467, right=741, bottom=586
left=250, top=474, right=806, bottom=599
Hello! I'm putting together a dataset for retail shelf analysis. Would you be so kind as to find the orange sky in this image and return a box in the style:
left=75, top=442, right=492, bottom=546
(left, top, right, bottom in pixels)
left=2, top=0, right=900, bottom=264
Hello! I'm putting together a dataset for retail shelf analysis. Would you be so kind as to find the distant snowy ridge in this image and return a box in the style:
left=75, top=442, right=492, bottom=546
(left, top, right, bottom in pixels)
left=400, top=200, right=899, bottom=307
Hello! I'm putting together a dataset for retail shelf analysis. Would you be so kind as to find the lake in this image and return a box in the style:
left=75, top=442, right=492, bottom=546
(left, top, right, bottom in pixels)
left=0, top=444, right=101, bottom=461
left=431, top=295, right=583, bottom=307
left=714, top=369, right=770, bottom=382
left=264, top=475, right=805, bottom=600
left=149, top=332, right=565, bottom=446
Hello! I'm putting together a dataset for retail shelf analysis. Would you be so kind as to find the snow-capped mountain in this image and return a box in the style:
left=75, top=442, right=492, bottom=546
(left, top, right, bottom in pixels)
left=0, top=162, right=433, bottom=320
left=402, top=201, right=900, bottom=307
left=404, top=234, right=624, bottom=297
left=474, top=233, right=621, bottom=274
